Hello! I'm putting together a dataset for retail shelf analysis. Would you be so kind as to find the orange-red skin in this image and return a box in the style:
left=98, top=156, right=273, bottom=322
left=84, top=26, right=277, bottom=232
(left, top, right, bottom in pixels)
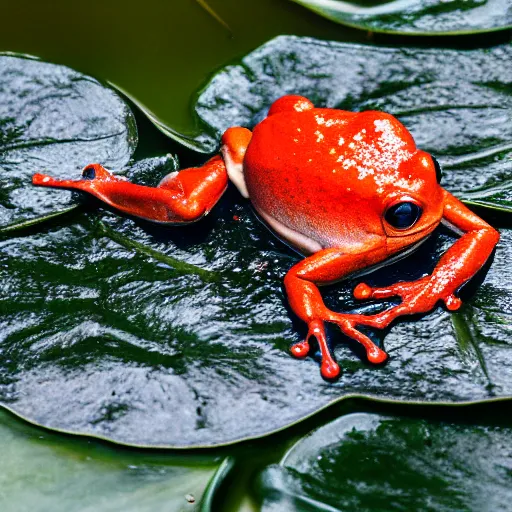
left=32, top=95, right=500, bottom=380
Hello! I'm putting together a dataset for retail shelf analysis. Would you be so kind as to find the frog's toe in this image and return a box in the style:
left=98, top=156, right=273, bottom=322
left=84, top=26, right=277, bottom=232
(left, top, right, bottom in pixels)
left=321, top=360, right=340, bottom=379
left=366, top=345, right=388, bottom=364
left=353, top=282, right=373, bottom=299
left=330, top=314, right=389, bottom=365
left=291, top=340, right=310, bottom=358
left=292, top=319, right=341, bottom=380
left=444, top=293, right=462, bottom=311
left=354, top=282, right=398, bottom=300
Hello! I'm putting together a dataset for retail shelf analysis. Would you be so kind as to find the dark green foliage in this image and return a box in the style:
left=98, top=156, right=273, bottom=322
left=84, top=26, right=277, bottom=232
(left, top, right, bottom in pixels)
left=0, top=54, right=137, bottom=232
left=258, top=413, right=512, bottom=511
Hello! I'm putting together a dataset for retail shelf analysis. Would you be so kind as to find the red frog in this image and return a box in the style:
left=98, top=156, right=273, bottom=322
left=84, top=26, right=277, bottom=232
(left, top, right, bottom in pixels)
left=33, top=95, right=499, bottom=379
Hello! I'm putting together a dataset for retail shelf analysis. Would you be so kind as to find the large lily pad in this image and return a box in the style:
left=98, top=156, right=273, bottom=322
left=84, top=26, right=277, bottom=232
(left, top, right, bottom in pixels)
left=258, top=412, right=512, bottom=511
left=0, top=408, right=229, bottom=511
left=1, top=209, right=511, bottom=448
left=0, top=53, right=137, bottom=232
left=1, top=38, right=512, bottom=448
left=289, top=0, right=512, bottom=35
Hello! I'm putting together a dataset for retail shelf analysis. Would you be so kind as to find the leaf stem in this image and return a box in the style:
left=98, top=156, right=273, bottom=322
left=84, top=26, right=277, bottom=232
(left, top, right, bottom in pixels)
left=98, top=221, right=220, bottom=283
left=0, top=205, right=81, bottom=234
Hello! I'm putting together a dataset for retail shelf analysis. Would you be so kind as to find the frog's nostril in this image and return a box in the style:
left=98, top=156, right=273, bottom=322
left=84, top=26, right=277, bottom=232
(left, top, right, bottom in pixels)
left=82, top=166, right=96, bottom=180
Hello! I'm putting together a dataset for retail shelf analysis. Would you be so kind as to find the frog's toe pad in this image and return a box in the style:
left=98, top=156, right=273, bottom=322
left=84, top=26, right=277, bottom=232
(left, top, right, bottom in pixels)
left=354, top=283, right=372, bottom=299
left=32, top=173, right=53, bottom=186
left=321, top=360, right=340, bottom=379
left=444, top=294, right=462, bottom=311
left=291, top=341, right=310, bottom=358
left=367, top=345, right=388, bottom=364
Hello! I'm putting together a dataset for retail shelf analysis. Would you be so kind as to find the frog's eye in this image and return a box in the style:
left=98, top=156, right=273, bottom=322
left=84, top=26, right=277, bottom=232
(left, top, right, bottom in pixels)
left=385, top=201, right=422, bottom=230
left=431, top=156, right=442, bottom=184
left=82, top=166, right=96, bottom=180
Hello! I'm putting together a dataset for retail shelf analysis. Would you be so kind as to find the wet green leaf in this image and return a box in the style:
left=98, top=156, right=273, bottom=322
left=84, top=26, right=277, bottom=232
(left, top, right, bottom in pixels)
left=1, top=206, right=511, bottom=448
left=257, top=412, right=512, bottom=511
left=289, top=0, right=512, bottom=35
left=1, top=38, right=512, bottom=448
left=0, top=409, right=227, bottom=511
left=0, top=53, right=137, bottom=232
left=199, top=457, right=236, bottom=511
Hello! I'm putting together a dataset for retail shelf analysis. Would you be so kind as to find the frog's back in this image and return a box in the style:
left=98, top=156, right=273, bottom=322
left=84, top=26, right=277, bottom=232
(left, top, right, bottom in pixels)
left=243, top=105, right=420, bottom=253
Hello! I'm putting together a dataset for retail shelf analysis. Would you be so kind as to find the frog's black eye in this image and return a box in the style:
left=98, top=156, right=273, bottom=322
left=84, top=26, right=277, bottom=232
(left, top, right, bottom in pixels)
left=82, top=166, right=96, bottom=180
left=385, top=202, right=422, bottom=230
left=431, top=156, right=442, bottom=184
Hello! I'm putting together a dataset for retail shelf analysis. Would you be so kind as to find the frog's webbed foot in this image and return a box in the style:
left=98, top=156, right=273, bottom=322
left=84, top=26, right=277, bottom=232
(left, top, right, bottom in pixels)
left=315, top=277, right=463, bottom=372
left=315, top=276, right=463, bottom=374
left=351, top=277, right=462, bottom=329
left=291, top=314, right=388, bottom=380
left=285, top=247, right=394, bottom=379
left=291, top=319, right=341, bottom=379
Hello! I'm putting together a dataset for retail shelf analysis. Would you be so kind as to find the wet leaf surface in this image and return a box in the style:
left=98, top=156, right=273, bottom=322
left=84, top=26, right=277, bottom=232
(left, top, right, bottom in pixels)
left=0, top=409, right=225, bottom=511
left=289, top=0, right=512, bottom=35
left=1, top=38, right=512, bottom=448
left=257, top=412, right=512, bottom=511
left=2, top=208, right=512, bottom=447
left=0, top=54, right=137, bottom=232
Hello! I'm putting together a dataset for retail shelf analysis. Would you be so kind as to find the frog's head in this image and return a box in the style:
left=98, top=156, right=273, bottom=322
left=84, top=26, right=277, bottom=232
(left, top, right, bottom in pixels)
left=340, top=111, right=446, bottom=255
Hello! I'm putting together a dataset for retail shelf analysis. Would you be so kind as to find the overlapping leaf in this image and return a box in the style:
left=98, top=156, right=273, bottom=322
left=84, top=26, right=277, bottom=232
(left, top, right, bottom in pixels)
left=258, top=413, right=512, bottom=511
left=289, top=0, right=512, bottom=35
left=1, top=38, right=512, bottom=448
left=0, top=54, right=137, bottom=232
left=0, top=409, right=227, bottom=511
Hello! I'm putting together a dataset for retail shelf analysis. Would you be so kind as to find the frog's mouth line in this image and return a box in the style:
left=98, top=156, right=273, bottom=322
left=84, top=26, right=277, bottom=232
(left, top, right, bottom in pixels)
left=250, top=205, right=455, bottom=285
left=348, top=234, right=432, bottom=281
left=353, top=217, right=464, bottom=281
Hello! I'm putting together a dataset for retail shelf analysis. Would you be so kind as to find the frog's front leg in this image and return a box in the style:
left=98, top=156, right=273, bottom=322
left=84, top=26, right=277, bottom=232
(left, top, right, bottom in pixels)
left=354, top=191, right=500, bottom=329
left=32, top=155, right=228, bottom=224
left=284, top=245, right=390, bottom=379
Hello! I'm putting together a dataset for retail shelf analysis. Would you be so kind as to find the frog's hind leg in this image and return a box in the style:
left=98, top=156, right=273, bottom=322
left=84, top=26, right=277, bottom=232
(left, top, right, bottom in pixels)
left=285, top=246, right=389, bottom=379
left=33, top=156, right=228, bottom=224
